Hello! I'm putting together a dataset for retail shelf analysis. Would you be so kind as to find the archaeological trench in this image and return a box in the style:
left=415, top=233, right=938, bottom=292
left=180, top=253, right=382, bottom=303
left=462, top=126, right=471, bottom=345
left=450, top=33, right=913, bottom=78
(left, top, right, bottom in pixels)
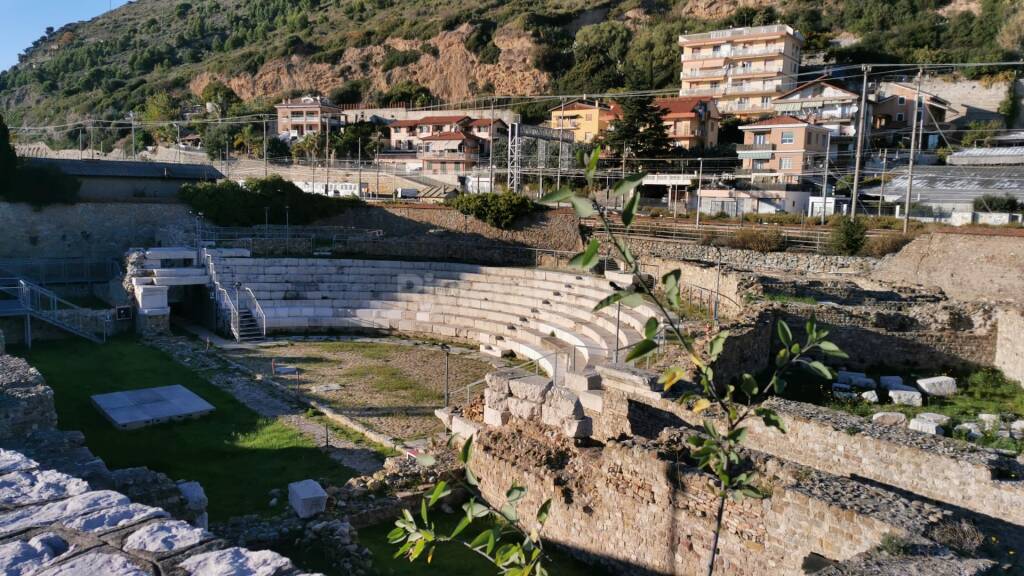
left=2, top=205, right=1024, bottom=575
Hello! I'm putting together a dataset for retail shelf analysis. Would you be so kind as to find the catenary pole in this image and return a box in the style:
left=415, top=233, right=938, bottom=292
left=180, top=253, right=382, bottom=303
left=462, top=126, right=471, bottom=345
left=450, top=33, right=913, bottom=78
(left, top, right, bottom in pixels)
left=850, top=65, right=871, bottom=220
left=903, top=70, right=923, bottom=234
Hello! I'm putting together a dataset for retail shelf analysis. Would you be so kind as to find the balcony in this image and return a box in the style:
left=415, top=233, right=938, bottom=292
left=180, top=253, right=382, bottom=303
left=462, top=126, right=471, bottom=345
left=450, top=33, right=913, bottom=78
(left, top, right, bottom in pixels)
left=685, top=46, right=786, bottom=62
left=418, top=150, right=480, bottom=162
left=682, top=68, right=728, bottom=79
left=730, top=67, right=784, bottom=79
left=736, top=143, right=775, bottom=159
left=680, top=24, right=798, bottom=45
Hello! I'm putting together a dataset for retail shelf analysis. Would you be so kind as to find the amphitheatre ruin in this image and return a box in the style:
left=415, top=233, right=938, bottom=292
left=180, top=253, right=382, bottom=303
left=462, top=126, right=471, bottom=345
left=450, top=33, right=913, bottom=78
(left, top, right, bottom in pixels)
left=1, top=195, right=1023, bottom=576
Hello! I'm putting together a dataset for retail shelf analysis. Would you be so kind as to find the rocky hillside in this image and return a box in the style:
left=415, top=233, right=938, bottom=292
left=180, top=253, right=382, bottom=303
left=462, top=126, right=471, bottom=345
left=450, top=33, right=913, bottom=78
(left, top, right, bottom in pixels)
left=1, top=0, right=1021, bottom=128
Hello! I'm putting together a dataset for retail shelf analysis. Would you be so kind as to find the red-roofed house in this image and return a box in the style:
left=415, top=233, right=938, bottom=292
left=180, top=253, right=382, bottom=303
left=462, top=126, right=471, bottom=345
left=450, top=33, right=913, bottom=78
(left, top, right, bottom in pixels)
left=738, top=115, right=830, bottom=186
left=419, top=131, right=482, bottom=174
left=388, top=116, right=471, bottom=151
left=654, top=97, right=721, bottom=149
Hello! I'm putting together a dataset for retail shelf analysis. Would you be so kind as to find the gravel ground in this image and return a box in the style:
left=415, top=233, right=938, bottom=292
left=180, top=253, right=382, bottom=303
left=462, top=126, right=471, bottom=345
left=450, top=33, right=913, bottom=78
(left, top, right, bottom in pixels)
left=225, top=336, right=500, bottom=441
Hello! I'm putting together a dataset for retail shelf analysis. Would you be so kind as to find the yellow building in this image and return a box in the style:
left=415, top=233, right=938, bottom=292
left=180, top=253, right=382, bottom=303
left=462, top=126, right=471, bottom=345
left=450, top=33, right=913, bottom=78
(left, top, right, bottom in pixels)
left=548, top=99, right=617, bottom=144
left=679, top=24, right=804, bottom=117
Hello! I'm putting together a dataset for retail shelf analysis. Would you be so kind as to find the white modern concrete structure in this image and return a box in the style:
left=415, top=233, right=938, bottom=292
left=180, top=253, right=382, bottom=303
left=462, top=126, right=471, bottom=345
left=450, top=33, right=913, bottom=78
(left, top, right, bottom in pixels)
left=90, top=385, right=215, bottom=430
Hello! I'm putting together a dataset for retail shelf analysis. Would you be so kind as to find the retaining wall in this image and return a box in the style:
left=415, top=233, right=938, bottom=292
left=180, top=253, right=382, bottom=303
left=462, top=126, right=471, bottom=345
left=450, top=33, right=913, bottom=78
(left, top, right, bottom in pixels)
left=996, top=307, right=1024, bottom=385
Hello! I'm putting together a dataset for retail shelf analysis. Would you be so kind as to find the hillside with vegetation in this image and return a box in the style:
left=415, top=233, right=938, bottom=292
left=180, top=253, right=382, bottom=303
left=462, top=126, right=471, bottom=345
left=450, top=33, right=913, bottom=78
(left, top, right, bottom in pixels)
left=1, top=0, right=1021, bottom=133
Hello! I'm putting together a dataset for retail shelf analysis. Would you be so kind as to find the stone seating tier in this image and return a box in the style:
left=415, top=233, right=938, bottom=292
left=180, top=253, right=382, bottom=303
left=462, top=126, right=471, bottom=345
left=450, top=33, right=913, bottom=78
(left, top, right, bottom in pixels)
left=209, top=258, right=661, bottom=374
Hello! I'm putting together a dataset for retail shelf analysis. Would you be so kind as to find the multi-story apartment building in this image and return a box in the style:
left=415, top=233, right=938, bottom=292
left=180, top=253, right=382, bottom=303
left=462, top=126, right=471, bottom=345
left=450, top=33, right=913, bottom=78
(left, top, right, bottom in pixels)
left=771, top=78, right=870, bottom=163
left=678, top=24, right=804, bottom=117
left=275, top=96, right=346, bottom=140
left=656, top=97, right=721, bottom=149
left=386, top=115, right=507, bottom=175
left=738, top=116, right=830, bottom=187
left=872, top=82, right=953, bottom=150
left=549, top=99, right=617, bottom=143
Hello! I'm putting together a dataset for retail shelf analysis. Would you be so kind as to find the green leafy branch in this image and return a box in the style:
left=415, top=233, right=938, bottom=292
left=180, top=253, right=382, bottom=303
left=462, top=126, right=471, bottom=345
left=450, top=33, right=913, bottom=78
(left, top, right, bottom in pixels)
left=389, top=437, right=554, bottom=576
left=542, top=148, right=847, bottom=575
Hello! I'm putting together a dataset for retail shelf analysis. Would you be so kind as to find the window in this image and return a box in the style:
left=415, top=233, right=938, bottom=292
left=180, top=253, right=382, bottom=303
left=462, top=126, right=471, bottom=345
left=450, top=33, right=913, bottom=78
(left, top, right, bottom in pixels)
left=753, top=159, right=768, bottom=170
left=896, top=113, right=905, bottom=122
left=754, top=132, right=768, bottom=145
left=898, top=96, right=906, bottom=105
left=780, top=157, right=793, bottom=169
left=781, top=131, right=795, bottom=144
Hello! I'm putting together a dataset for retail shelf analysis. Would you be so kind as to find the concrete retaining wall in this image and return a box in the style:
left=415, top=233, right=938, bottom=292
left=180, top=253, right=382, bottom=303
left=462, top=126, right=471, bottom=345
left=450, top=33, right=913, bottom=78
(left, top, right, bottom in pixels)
left=996, top=307, right=1024, bottom=385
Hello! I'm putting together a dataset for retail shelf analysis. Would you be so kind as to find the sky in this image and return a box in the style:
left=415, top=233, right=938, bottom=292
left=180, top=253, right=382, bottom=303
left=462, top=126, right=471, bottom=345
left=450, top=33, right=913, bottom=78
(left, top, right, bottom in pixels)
left=0, top=0, right=130, bottom=71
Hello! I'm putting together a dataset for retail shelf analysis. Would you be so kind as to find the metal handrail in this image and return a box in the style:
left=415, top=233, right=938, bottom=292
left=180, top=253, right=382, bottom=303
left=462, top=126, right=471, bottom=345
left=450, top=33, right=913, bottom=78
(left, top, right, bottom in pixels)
left=244, top=287, right=267, bottom=338
left=204, top=250, right=241, bottom=340
left=0, top=278, right=111, bottom=342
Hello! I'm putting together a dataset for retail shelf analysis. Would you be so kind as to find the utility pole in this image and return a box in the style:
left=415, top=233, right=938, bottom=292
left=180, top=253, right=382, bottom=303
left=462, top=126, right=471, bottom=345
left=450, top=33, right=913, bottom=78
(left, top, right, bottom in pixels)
left=263, top=118, right=268, bottom=178
left=89, top=122, right=95, bottom=159
left=488, top=97, right=495, bottom=192
left=175, top=123, right=181, bottom=164
left=695, top=158, right=704, bottom=228
left=878, top=151, right=887, bottom=217
left=357, top=138, right=363, bottom=198
left=79, top=130, right=83, bottom=160
left=324, top=116, right=331, bottom=196
left=129, top=111, right=136, bottom=159
left=850, top=64, right=871, bottom=220
left=556, top=97, right=566, bottom=191
left=903, top=70, right=923, bottom=234
left=820, top=131, right=831, bottom=225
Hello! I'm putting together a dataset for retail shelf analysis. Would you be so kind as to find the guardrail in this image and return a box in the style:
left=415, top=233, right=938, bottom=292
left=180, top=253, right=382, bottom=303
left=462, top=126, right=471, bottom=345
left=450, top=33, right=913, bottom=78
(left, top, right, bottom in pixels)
left=0, top=258, right=121, bottom=285
left=244, top=287, right=267, bottom=338
left=0, top=278, right=111, bottom=344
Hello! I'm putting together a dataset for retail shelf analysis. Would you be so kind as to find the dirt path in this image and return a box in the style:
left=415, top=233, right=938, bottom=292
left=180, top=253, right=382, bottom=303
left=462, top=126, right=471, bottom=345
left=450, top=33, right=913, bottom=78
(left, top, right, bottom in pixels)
left=146, top=336, right=385, bottom=475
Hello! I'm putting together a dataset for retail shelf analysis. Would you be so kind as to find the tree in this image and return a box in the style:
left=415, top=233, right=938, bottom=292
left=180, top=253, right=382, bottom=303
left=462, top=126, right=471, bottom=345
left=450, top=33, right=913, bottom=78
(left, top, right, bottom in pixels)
left=201, top=124, right=236, bottom=161
left=538, top=151, right=845, bottom=576
left=291, top=133, right=322, bottom=162
left=378, top=81, right=434, bottom=108
left=142, top=93, right=178, bottom=144
left=200, top=80, right=240, bottom=118
left=601, top=97, right=672, bottom=161
left=328, top=121, right=385, bottom=159
left=0, top=115, right=17, bottom=190
left=960, top=120, right=1002, bottom=147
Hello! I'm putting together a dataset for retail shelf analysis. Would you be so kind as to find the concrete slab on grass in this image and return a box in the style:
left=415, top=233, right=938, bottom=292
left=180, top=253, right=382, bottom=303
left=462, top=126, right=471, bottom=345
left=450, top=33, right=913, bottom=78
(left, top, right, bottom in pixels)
left=91, top=385, right=215, bottom=430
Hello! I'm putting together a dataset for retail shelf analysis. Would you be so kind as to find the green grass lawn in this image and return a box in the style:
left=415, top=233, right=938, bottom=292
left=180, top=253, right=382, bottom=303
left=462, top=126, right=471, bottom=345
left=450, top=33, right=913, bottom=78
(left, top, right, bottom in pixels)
left=16, top=336, right=355, bottom=521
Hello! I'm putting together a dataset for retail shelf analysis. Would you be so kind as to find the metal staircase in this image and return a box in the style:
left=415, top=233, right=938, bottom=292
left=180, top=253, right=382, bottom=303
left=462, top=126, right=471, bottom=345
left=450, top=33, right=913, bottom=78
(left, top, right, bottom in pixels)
left=203, top=251, right=266, bottom=343
left=0, top=278, right=110, bottom=345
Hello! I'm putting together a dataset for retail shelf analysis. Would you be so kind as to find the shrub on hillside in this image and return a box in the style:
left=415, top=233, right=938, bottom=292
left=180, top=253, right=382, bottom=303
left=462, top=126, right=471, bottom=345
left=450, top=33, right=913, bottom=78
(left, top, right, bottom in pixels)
left=179, top=176, right=362, bottom=227
left=973, top=193, right=1021, bottom=213
left=860, top=234, right=913, bottom=258
left=446, top=192, right=537, bottom=229
left=729, top=228, right=785, bottom=253
left=828, top=218, right=868, bottom=256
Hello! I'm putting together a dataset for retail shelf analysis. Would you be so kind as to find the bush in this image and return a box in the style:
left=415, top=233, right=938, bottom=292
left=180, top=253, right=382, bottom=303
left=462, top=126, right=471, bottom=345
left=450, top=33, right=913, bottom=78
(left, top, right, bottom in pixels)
left=743, top=212, right=804, bottom=226
left=178, top=176, right=362, bottom=226
left=730, top=228, right=785, bottom=253
left=828, top=218, right=868, bottom=255
left=973, top=193, right=1021, bottom=213
left=860, top=234, right=912, bottom=258
left=380, top=48, right=421, bottom=71
left=446, top=192, right=537, bottom=229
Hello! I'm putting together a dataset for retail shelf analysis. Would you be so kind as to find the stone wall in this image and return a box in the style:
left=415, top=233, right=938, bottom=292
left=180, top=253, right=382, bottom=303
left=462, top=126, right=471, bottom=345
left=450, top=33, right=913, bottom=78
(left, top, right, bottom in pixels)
left=872, top=232, right=1024, bottom=304
left=317, top=205, right=583, bottom=252
left=996, top=307, right=1024, bottom=385
left=467, top=424, right=979, bottom=576
left=0, top=201, right=193, bottom=259
left=599, top=236, right=875, bottom=275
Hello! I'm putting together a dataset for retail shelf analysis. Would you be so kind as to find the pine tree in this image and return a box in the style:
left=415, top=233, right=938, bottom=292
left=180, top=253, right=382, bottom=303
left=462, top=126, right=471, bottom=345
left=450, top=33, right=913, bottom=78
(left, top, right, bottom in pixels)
left=0, top=115, right=17, bottom=187
left=602, top=97, right=671, bottom=161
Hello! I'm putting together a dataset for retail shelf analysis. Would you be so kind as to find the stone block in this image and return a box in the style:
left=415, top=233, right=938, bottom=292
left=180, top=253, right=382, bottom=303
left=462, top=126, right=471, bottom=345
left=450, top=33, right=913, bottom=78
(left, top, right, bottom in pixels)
left=483, top=388, right=509, bottom=412
left=124, top=519, right=208, bottom=554
left=288, top=479, right=327, bottom=519
left=889, top=389, right=922, bottom=407
left=850, top=377, right=877, bottom=390
left=909, top=417, right=945, bottom=436
left=578, top=390, right=604, bottom=413
left=540, top=405, right=563, bottom=428
left=564, top=369, right=601, bottom=392
left=916, top=412, right=951, bottom=426
left=916, top=376, right=957, bottom=397
left=508, top=376, right=552, bottom=403
left=596, top=364, right=659, bottom=393
left=1012, top=420, right=1024, bottom=440
left=954, top=423, right=982, bottom=440
left=978, top=413, right=1001, bottom=431
left=837, top=371, right=866, bottom=385
left=483, top=407, right=510, bottom=428
left=872, top=412, right=907, bottom=426
left=879, top=375, right=904, bottom=389
left=178, top=548, right=294, bottom=576
left=562, top=418, right=593, bottom=439
left=544, top=387, right=584, bottom=420
left=484, top=369, right=519, bottom=394
left=450, top=415, right=482, bottom=440
left=861, top=390, right=879, bottom=404
left=506, top=397, right=541, bottom=421
left=433, top=408, right=453, bottom=429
